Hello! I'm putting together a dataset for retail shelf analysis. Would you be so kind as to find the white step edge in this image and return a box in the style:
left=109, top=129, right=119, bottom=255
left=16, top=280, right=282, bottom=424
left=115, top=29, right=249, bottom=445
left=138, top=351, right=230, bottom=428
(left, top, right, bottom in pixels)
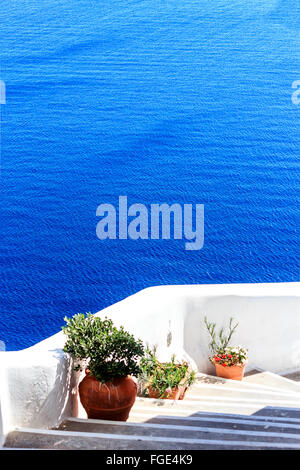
left=244, top=371, right=300, bottom=390
left=259, top=371, right=300, bottom=386
left=1, top=447, right=41, bottom=450
left=196, top=372, right=300, bottom=395
left=67, top=416, right=300, bottom=434
left=191, top=382, right=300, bottom=398
left=182, top=395, right=300, bottom=405
left=197, top=371, right=298, bottom=389
left=136, top=395, right=300, bottom=406
left=10, top=427, right=300, bottom=450
left=133, top=403, right=295, bottom=413
left=133, top=400, right=297, bottom=414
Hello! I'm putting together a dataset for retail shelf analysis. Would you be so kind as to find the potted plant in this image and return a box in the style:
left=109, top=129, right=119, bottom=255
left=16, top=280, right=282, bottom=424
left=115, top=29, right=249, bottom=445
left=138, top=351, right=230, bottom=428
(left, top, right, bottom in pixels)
left=139, top=347, right=196, bottom=399
left=204, top=316, right=248, bottom=381
left=62, top=313, right=144, bottom=421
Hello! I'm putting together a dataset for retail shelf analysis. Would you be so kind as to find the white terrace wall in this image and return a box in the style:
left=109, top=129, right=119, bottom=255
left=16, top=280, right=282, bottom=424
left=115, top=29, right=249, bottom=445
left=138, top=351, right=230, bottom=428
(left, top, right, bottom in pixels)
left=0, top=282, right=299, bottom=445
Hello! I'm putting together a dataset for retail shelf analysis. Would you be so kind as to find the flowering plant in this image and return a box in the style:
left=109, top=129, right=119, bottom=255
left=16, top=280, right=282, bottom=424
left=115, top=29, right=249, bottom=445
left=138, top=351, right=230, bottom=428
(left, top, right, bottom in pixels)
left=210, top=345, right=248, bottom=367
left=204, top=316, right=248, bottom=368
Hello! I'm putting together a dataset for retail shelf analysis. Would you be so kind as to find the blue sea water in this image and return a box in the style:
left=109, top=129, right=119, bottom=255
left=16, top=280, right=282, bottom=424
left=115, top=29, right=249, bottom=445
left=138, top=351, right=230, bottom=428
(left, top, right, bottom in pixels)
left=0, top=0, right=299, bottom=350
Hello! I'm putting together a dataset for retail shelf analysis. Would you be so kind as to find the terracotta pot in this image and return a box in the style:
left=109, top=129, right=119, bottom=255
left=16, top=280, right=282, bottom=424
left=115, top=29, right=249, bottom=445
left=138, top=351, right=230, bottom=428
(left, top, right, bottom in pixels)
left=215, top=363, right=246, bottom=381
left=148, top=384, right=188, bottom=400
left=79, top=371, right=137, bottom=421
left=179, top=385, right=188, bottom=400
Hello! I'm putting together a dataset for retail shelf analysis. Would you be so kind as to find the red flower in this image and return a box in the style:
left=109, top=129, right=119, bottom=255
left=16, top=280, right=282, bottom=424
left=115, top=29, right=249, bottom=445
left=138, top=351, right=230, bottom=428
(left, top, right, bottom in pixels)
left=215, top=357, right=221, bottom=362
left=222, top=354, right=226, bottom=359
left=222, top=363, right=226, bottom=367
left=228, top=354, right=232, bottom=359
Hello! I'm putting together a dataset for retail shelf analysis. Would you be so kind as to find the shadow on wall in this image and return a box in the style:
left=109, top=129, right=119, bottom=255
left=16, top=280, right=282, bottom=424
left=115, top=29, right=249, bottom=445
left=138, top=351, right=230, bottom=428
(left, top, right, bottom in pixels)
left=27, top=351, right=79, bottom=428
left=183, top=297, right=214, bottom=375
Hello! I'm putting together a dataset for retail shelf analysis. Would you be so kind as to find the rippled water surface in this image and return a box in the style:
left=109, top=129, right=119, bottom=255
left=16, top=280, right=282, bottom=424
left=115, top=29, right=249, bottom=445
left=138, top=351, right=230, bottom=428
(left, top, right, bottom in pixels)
left=0, top=0, right=299, bottom=349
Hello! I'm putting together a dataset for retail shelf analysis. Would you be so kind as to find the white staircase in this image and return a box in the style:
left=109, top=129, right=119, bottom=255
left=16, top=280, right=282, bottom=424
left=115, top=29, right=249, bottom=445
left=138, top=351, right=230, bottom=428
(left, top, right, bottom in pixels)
left=4, top=371, right=300, bottom=450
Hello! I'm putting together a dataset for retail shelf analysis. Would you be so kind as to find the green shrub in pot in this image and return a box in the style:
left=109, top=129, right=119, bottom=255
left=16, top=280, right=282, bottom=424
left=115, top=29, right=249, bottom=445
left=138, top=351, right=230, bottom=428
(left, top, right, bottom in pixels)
left=62, top=313, right=144, bottom=420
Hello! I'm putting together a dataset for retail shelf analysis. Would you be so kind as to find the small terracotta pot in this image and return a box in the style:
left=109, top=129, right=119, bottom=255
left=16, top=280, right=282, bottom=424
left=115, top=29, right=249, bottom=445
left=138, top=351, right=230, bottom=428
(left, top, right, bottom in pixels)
left=215, top=363, right=246, bottom=381
left=148, top=384, right=188, bottom=400
left=79, top=371, right=137, bottom=421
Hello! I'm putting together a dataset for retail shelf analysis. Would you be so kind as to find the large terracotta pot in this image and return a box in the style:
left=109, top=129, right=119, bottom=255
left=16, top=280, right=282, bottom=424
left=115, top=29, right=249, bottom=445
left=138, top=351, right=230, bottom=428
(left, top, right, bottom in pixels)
left=215, top=363, right=246, bottom=381
left=79, top=371, right=137, bottom=421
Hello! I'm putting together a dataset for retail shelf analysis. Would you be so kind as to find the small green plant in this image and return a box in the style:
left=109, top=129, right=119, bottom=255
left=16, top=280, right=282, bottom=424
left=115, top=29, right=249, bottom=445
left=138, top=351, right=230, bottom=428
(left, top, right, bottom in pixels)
left=204, top=316, right=239, bottom=354
left=204, top=316, right=248, bottom=367
left=62, top=313, right=144, bottom=383
left=139, top=346, right=196, bottom=398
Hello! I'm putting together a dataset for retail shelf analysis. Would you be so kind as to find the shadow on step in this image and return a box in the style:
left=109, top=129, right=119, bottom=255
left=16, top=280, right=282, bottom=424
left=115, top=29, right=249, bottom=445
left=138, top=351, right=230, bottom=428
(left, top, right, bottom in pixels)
left=138, top=405, right=300, bottom=426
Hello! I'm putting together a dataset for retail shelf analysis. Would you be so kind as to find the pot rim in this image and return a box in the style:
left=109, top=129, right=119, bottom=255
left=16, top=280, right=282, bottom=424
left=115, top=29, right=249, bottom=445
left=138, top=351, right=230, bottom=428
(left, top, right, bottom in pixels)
left=84, top=370, right=132, bottom=382
left=215, top=361, right=247, bottom=368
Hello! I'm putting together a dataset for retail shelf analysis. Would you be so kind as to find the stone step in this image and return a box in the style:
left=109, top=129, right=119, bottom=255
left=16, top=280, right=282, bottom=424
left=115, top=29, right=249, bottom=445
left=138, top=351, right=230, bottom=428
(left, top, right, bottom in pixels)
left=4, top=427, right=300, bottom=450
left=128, top=408, right=300, bottom=425
left=126, top=411, right=300, bottom=431
left=61, top=417, right=300, bottom=441
left=132, top=403, right=291, bottom=416
left=195, top=372, right=300, bottom=396
left=185, top=382, right=300, bottom=402
left=5, top=370, right=300, bottom=450
left=133, top=395, right=300, bottom=416
left=253, top=406, right=300, bottom=420
left=244, top=372, right=300, bottom=394
left=182, top=391, right=300, bottom=406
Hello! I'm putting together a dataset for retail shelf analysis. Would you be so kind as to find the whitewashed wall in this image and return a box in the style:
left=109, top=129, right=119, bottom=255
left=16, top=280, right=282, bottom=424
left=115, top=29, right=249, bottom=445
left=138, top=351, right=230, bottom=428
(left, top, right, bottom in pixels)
left=0, top=282, right=299, bottom=445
